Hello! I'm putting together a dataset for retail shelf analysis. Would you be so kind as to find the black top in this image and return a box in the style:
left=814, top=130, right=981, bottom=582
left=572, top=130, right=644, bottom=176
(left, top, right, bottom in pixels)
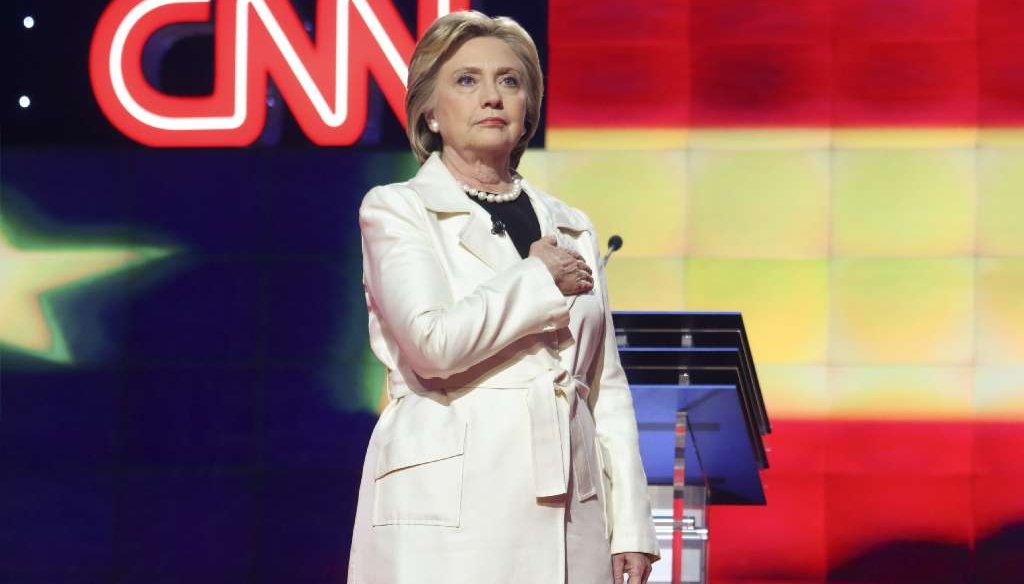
left=468, top=192, right=542, bottom=259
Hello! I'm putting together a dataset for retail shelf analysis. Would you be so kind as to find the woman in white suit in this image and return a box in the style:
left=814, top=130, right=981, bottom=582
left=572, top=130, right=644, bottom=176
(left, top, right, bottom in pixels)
left=347, top=11, right=659, bottom=584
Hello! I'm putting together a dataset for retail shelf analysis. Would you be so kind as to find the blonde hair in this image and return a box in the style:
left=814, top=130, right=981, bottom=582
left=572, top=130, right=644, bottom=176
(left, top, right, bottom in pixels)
left=405, top=11, right=543, bottom=170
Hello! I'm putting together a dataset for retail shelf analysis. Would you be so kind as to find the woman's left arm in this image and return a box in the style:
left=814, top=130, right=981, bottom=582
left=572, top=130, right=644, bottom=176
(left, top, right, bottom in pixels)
left=585, top=216, right=661, bottom=560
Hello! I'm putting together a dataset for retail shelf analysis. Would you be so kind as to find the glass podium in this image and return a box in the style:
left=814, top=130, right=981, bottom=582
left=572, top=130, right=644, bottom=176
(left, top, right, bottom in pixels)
left=613, top=312, right=771, bottom=584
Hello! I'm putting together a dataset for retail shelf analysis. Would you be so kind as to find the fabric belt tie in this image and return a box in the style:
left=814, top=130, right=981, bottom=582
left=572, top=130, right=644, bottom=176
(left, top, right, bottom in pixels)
left=527, top=368, right=598, bottom=502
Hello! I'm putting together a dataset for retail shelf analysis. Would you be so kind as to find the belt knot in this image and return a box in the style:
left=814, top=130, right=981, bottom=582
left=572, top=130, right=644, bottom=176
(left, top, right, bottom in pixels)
left=527, top=368, right=597, bottom=501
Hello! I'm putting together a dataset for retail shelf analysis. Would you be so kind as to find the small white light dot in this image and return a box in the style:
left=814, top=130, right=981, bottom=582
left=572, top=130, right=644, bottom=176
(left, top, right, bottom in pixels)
left=23, top=16, right=35, bottom=29
left=266, top=96, right=276, bottom=107
left=19, top=95, right=31, bottom=108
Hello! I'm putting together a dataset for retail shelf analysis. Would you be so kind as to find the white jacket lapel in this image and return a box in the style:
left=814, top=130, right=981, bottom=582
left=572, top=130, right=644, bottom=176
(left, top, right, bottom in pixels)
left=410, top=153, right=519, bottom=271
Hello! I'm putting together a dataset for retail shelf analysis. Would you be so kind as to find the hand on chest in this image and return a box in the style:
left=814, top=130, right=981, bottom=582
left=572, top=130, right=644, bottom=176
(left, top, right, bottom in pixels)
left=430, top=204, right=599, bottom=301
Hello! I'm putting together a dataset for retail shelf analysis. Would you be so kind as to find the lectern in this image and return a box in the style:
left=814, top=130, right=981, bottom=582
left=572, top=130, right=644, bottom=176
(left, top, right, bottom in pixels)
left=612, top=312, right=771, bottom=584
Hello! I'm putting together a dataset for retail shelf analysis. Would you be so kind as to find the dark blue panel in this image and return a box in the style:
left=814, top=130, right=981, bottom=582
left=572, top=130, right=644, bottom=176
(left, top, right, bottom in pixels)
left=4, top=152, right=134, bottom=233
left=46, top=267, right=168, bottom=366
left=632, top=384, right=765, bottom=504
left=258, top=469, right=361, bottom=583
left=119, top=367, right=263, bottom=467
left=263, top=366, right=377, bottom=469
left=260, top=151, right=377, bottom=256
left=121, top=257, right=266, bottom=363
left=125, top=152, right=271, bottom=253
left=0, top=367, right=119, bottom=469
left=113, top=471, right=260, bottom=584
left=0, top=473, right=114, bottom=583
left=264, top=258, right=366, bottom=364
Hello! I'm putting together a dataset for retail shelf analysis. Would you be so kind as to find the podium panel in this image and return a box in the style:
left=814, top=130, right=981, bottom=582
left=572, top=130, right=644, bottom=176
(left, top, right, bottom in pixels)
left=614, top=311, right=771, bottom=584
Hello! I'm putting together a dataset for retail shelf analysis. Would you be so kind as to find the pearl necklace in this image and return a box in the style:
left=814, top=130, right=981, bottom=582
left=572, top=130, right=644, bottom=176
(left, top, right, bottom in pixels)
left=459, top=177, right=524, bottom=203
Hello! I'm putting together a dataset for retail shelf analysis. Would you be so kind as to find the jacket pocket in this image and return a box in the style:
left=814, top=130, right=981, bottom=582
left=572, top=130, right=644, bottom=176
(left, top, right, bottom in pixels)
left=372, top=422, right=467, bottom=527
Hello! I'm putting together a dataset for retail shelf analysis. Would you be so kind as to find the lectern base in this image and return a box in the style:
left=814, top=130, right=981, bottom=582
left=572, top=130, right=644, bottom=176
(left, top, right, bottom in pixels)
left=649, top=484, right=709, bottom=584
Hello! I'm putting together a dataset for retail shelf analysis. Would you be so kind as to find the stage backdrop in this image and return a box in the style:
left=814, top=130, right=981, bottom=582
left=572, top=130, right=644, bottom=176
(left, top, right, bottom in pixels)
left=3, top=1, right=1024, bottom=583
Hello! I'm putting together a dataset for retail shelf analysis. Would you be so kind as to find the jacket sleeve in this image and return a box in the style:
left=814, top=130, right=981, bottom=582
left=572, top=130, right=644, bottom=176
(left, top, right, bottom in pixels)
left=585, top=215, right=661, bottom=559
left=359, top=185, right=570, bottom=379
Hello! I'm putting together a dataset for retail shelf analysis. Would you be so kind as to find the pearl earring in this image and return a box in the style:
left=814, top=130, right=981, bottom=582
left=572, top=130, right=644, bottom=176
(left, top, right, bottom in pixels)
left=429, top=119, right=439, bottom=132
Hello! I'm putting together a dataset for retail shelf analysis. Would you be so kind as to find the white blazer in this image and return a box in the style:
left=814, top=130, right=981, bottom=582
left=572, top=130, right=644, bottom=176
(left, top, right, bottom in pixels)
left=347, top=152, right=659, bottom=584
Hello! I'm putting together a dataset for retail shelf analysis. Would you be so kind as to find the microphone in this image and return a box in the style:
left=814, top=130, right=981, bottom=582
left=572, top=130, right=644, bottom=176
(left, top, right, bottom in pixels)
left=602, top=235, right=623, bottom=267
left=491, top=218, right=507, bottom=236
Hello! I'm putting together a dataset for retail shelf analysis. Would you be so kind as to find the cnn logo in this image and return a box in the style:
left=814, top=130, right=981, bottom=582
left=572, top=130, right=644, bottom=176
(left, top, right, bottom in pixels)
left=90, top=0, right=469, bottom=146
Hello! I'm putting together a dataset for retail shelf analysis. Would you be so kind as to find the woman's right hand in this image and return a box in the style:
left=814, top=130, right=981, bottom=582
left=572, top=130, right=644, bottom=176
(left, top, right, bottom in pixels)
left=529, top=236, right=594, bottom=296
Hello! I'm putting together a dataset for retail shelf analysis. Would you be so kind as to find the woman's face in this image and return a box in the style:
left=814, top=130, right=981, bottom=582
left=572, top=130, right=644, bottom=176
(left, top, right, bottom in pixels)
left=429, top=36, right=528, bottom=163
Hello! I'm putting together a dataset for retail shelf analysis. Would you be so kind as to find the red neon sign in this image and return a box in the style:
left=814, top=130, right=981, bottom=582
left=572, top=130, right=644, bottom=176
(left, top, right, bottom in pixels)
left=89, top=0, right=469, bottom=147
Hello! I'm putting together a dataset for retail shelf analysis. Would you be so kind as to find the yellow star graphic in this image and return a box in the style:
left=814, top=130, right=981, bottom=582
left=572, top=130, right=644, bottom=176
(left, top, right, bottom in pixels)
left=0, top=224, right=171, bottom=363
